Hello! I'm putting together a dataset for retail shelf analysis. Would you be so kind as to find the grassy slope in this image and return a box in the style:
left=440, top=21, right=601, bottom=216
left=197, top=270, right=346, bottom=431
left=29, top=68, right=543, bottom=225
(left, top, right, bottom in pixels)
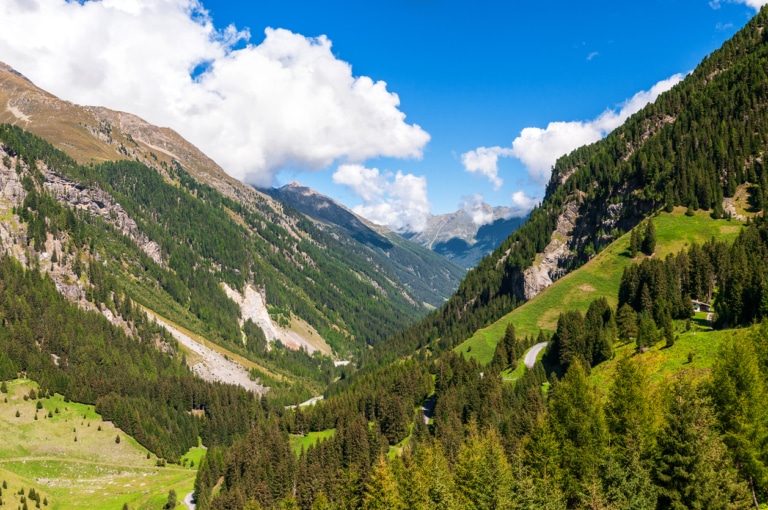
left=289, top=429, right=336, bottom=456
left=0, top=379, right=198, bottom=510
left=456, top=208, right=742, bottom=365
left=588, top=324, right=746, bottom=392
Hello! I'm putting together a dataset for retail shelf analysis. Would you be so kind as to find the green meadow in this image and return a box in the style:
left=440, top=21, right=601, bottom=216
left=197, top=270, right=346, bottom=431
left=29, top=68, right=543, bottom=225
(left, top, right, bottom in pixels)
left=456, top=207, right=741, bottom=365
left=0, top=379, right=200, bottom=509
left=290, top=429, right=336, bottom=456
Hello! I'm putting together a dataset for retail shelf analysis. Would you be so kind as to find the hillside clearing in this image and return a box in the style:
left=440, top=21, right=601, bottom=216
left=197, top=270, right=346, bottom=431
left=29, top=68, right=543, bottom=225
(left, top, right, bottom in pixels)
left=0, top=379, right=198, bottom=509
left=456, top=208, right=741, bottom=364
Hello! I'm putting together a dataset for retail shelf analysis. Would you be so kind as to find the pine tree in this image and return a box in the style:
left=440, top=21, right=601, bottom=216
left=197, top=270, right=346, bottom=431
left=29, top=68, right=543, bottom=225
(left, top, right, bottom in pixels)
left=636, top=313, right=657, bottom=352
left=546, top=361, right=608, bottom=505
left=163, top=489, right=177, bottom=509
left=630, top=227, right=641, bottom=257
left=454, top=425, right=514, bottom=510
left=641, top=221, right=656, bottom=256
left=510, top=452, right=567, bottom=510
left=362, top=455, right=404, bottom=510
left=398, top=440, right=458, bottom=510
left=710, top=336, right=768, bottom=501
left=605, top=357, right=655, bottom=451
left=655, top=378, right=750, bottom=509
left=616, top=304, right=638, bottom=342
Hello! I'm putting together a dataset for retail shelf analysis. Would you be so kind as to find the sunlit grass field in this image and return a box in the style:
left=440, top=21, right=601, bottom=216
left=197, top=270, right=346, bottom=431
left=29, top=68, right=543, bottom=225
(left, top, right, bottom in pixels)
left=456, top=208, right=741, bottom=365
left=0, top=379, right=199, bottom=509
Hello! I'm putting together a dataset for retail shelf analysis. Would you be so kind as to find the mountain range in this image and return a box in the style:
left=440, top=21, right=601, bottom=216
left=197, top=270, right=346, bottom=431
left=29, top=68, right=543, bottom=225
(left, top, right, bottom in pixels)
left=265, top=181, right=524, bottom=270
left=403, top=205, right=526, bottom=268
left=0, top=59, right=462, bottom=402
left=3, top=6, right=768, bottom=509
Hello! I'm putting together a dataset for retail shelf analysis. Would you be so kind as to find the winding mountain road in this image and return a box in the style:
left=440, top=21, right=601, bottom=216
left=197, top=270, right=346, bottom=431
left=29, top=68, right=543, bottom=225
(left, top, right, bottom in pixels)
left=184, top=491, right=196, bottom=510
left=524, top=342, right=548, bottom=369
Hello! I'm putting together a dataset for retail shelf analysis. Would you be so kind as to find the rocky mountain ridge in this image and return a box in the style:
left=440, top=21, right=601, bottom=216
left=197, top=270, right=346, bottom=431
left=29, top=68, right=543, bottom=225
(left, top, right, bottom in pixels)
left=262, top=181, right=466, bottom=306
left=404, top=204, right=526, bottom=268
left=0, top=60, right=443, bottom=376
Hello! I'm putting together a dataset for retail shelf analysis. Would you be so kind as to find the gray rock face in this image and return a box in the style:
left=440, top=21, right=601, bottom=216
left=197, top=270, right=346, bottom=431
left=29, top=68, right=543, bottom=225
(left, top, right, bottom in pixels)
left=522, top=201, right=580, bottom=300
left=43, top=167, right=164, bottom=266
left=404, top=205, right=526, bottom=269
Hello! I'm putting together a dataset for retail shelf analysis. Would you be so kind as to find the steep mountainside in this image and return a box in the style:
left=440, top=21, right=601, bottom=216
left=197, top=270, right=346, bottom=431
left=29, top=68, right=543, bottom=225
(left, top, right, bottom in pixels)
left=403, top=205, right=526, bottom=268
left=262, top=182, right=465, bottom=306
left=371, top=7, right=768, bottom=364
left=0, top=61, right=442, bottom=381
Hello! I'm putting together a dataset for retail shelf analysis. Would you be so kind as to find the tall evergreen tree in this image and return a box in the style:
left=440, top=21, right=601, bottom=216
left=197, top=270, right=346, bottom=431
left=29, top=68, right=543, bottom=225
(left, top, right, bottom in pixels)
left=630, top=227, right=641, bottom=258
left=641, top=221, right=656, bottom=256
left=454, top=425, right=514, bottom=510
left=710, top=337, right=768, bottom=502
left=546, top=361, right=608, bottom=505
left=654, top=378, right=750, bottom=509
left=616, top=304, right=638, bottom=342
left=362, top=456, right=404, bottom=510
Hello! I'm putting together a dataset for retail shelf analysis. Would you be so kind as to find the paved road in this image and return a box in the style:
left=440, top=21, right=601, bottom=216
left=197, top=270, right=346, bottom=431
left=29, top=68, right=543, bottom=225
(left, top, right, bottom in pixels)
left=184, top=491, right=196, bottom=510
left=524, top=342, right=548, bottom=369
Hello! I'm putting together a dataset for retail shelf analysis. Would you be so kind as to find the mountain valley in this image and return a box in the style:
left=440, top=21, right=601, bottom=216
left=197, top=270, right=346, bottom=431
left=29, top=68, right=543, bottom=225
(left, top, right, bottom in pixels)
left=3, top=5, right=768, bottom=510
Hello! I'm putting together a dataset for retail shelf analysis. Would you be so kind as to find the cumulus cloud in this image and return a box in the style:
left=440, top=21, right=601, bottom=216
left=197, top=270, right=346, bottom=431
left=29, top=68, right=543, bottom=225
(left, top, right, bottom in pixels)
left=739, top=0, right=768, bottom=8
left=510, top=190, right=538, bottom=217
left=460, top=194, right=494, bottom=226
left=460, top=146, right=514, bottom=189
left=333, top=164, right=430, bottom=233
left=461, top=74, right=683, bottom=187
left=712, top=0, right=768, bottom=9
left=0, top=0, right=430, bottom=186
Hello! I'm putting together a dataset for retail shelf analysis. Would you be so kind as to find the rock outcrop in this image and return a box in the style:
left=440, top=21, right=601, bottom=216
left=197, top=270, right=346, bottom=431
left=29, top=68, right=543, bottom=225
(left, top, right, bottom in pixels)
left=522, top=201, right=580, bottom=300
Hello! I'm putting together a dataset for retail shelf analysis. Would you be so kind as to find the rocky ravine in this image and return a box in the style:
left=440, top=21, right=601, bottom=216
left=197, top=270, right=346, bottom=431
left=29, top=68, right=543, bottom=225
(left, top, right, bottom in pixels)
left=147, top=310, right=265, bottom=395
left=522, top=201, right=580, bottom=300
left=222, top=283, right=332, bottom=355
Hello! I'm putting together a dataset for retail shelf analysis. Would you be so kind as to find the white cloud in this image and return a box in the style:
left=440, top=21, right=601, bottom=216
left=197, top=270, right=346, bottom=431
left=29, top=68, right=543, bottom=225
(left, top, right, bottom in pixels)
left=333, top=164, right=430, bottom=233
left=510, top=190, right=538, bottom=217
left=587, top=51, right=599, bottom=61
left=460, top=194, right=494, bottom=226
left=0, top=0, right=430, bottom=186
left=739, top=0, right=768, bottom=8
left=469, top=74, right=684, bottom=185
left=711, top=0, right=768, bottom=9
left=460, top=146, right=513, bottom=189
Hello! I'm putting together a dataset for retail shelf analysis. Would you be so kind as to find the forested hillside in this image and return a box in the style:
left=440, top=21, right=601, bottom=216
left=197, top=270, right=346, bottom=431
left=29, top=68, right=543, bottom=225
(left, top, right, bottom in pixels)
left=195, top=6, right=768, bottom=510
left=366, top=6, right=768, bottom=365
left=262, top=182, right=465, bottom=307
left=0, top=61, right=455, bottom=363
left=0, top=123, right=434, bottom=360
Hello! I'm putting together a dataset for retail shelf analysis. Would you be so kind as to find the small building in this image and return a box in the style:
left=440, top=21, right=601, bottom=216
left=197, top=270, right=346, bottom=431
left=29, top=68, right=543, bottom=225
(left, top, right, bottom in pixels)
left=692, top=299, right=711, bottom=313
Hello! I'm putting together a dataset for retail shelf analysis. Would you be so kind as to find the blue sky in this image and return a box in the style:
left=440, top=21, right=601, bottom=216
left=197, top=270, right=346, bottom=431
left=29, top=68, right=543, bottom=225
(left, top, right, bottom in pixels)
left=202, top=0, right=760, bottom=219
left=0, top=0, right=763, bottom=231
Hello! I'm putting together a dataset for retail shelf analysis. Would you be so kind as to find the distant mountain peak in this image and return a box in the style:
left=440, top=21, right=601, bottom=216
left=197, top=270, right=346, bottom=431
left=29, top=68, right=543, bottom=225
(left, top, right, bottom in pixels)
left=404, top=205, right=525, bottom=268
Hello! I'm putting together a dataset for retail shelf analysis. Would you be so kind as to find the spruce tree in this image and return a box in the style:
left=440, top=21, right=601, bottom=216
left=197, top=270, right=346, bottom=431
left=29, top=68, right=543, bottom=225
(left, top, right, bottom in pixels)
left=454, top=425, right=513, bottom=510
left=546, top=361, right=608, bottom=505
left=710, top=337, right=768, bottom=501
left=641, top=221, right=656, bottom=256
left=362, top=456, right=404, bottom=510
left=636, top=313, right=657, bottom=351
left=630, top=227, right=641, bottom=257
left=616, top=304, right=638, bottom=342
left=655, top=378, right=750, bottom=509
